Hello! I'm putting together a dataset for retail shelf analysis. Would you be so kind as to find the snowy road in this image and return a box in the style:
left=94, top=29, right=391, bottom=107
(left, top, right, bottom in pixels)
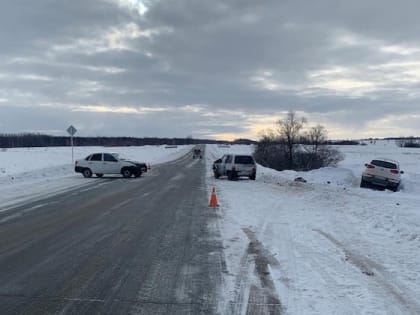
left=0, top=146, right=224, bottom=314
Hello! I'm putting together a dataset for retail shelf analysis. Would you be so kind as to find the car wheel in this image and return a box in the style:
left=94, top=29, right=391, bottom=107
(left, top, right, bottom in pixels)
left=96, top=173, right=103, bottom=178
left=214, top=172, right=220, bottom=179
left=82, top=168, right=92, bottom=178
left=249, top=174, right=256, bottom=180
left=122, top=168, right=132, bottom=178
left=390, top=184, right=399, bottom=192
left=134, top=171, right=142, bottom=178
left=227, top=171, right=234, bottom=181
left=360, top=179, right=368, bottom=188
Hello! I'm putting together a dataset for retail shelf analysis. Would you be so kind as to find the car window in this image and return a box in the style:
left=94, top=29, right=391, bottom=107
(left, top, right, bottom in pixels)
left=90, top=153, right=102, bottom=161
left=371, top=160, right=397, bottom=169
left=104, top=153, right=118, bottom=162
left=85, top=154, right=92, bottom=161
left=225, top=155, right=232, bottom=163
left=235, top=155, right=254, bottom=164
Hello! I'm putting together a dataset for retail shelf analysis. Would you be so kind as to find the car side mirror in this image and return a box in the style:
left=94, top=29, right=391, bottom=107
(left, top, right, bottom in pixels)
left=364, top=163, right=368, bottom=167
left=400, top=170, right=404, bottom=174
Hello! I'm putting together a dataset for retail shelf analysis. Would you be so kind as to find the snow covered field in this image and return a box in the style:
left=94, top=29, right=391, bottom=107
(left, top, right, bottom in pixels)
left=206, top=142, right=420, bottom=314
left=0, top=142, right=419, bottom=314
left=0, top=145, right=193, bottom=209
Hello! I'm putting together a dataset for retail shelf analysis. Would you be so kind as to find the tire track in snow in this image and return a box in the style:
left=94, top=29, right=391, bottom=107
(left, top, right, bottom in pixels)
left=315, top=229, right=420, bottom=315
left=261, top=222, right=299, bottom=315
left=229, top=227, right=283, bottom=315
left=292, top=241, right=360, bottom=315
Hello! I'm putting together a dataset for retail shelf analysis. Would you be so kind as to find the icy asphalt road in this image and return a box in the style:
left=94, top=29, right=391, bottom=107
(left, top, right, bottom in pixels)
left=0, top=147, right=225, bottom=314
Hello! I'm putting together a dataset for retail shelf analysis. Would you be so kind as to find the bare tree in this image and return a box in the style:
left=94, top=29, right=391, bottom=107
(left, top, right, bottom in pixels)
left=307, top=125, right=326, bottom=153
left=299, top=125, right=327, bottom=170
left=254, top=129, right=289, bottom=170
left=254, top=111, right=344, bottom=171
left=277, top=111, right=307, bottom=169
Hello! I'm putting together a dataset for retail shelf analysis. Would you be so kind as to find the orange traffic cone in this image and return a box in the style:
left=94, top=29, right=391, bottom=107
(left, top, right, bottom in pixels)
left=209, top=187, right=219, bottom=207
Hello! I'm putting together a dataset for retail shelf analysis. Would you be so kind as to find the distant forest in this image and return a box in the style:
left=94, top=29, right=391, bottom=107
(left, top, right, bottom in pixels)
left=0, top=133, right=256, bottom=148
left=4, top=133, right=416, bottom=149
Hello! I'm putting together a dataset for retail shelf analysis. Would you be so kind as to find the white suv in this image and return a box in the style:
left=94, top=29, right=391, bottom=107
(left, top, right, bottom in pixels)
left=213, top=154, right=256, bottom=180
left=75, top=153, right=143, bottom=178
left=360, top=158, right=404, bottom=191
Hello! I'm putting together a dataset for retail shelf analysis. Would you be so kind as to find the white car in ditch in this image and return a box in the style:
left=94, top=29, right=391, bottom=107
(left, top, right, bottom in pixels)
left=360, top=158, right=404, bottom=191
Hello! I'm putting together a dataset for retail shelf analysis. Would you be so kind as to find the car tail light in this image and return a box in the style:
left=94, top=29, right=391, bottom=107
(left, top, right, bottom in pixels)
left=366, top=164, right=375, bottom=169
left=390, top=169, right=399, bottom=174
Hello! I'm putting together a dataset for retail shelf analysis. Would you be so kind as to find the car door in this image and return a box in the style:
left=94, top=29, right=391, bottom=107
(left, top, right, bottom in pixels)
left=102, top=153, right=121, bottom=174
left=87, top=153, right=103, bottom=173
left=224, top=155, right=233, bottom=173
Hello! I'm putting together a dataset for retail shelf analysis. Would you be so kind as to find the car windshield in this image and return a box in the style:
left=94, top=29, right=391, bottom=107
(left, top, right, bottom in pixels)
left=371, top=160, right=398, bottom=169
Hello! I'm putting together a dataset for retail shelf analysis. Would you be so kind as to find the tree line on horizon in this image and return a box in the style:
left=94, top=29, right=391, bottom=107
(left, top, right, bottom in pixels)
left=0, top=133, right=257, bottom=148
left=2, top=132, right=414, bottom=150
left=395, top=137, right=420, bottom=148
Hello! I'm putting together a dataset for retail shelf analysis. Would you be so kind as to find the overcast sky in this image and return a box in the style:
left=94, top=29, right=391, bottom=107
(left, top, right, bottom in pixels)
left=1, top=0, right=420, bottom=140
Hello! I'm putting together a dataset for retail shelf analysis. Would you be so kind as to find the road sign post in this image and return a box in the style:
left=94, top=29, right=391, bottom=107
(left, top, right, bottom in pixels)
left=66, top=125, right=77, bottom=162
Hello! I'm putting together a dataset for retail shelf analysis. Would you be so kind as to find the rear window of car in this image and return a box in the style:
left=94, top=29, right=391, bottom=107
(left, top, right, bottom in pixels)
left=234, top=155, right=255, bottom=164
left=371, top=160, right=397, bottom=169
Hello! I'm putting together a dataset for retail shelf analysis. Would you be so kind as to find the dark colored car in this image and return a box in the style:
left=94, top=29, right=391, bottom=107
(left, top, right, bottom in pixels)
left=193, top=149, right=202, bottom=159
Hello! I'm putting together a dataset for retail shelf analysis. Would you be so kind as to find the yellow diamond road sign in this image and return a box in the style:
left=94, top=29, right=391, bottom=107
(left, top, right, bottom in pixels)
left=67, top=125, right=77, bottom=136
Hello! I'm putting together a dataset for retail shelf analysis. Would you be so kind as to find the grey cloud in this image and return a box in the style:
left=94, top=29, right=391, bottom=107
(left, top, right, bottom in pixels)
left=1, top=0, right=420, bottom=139
left=0, top=0, right=132, bottom=55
